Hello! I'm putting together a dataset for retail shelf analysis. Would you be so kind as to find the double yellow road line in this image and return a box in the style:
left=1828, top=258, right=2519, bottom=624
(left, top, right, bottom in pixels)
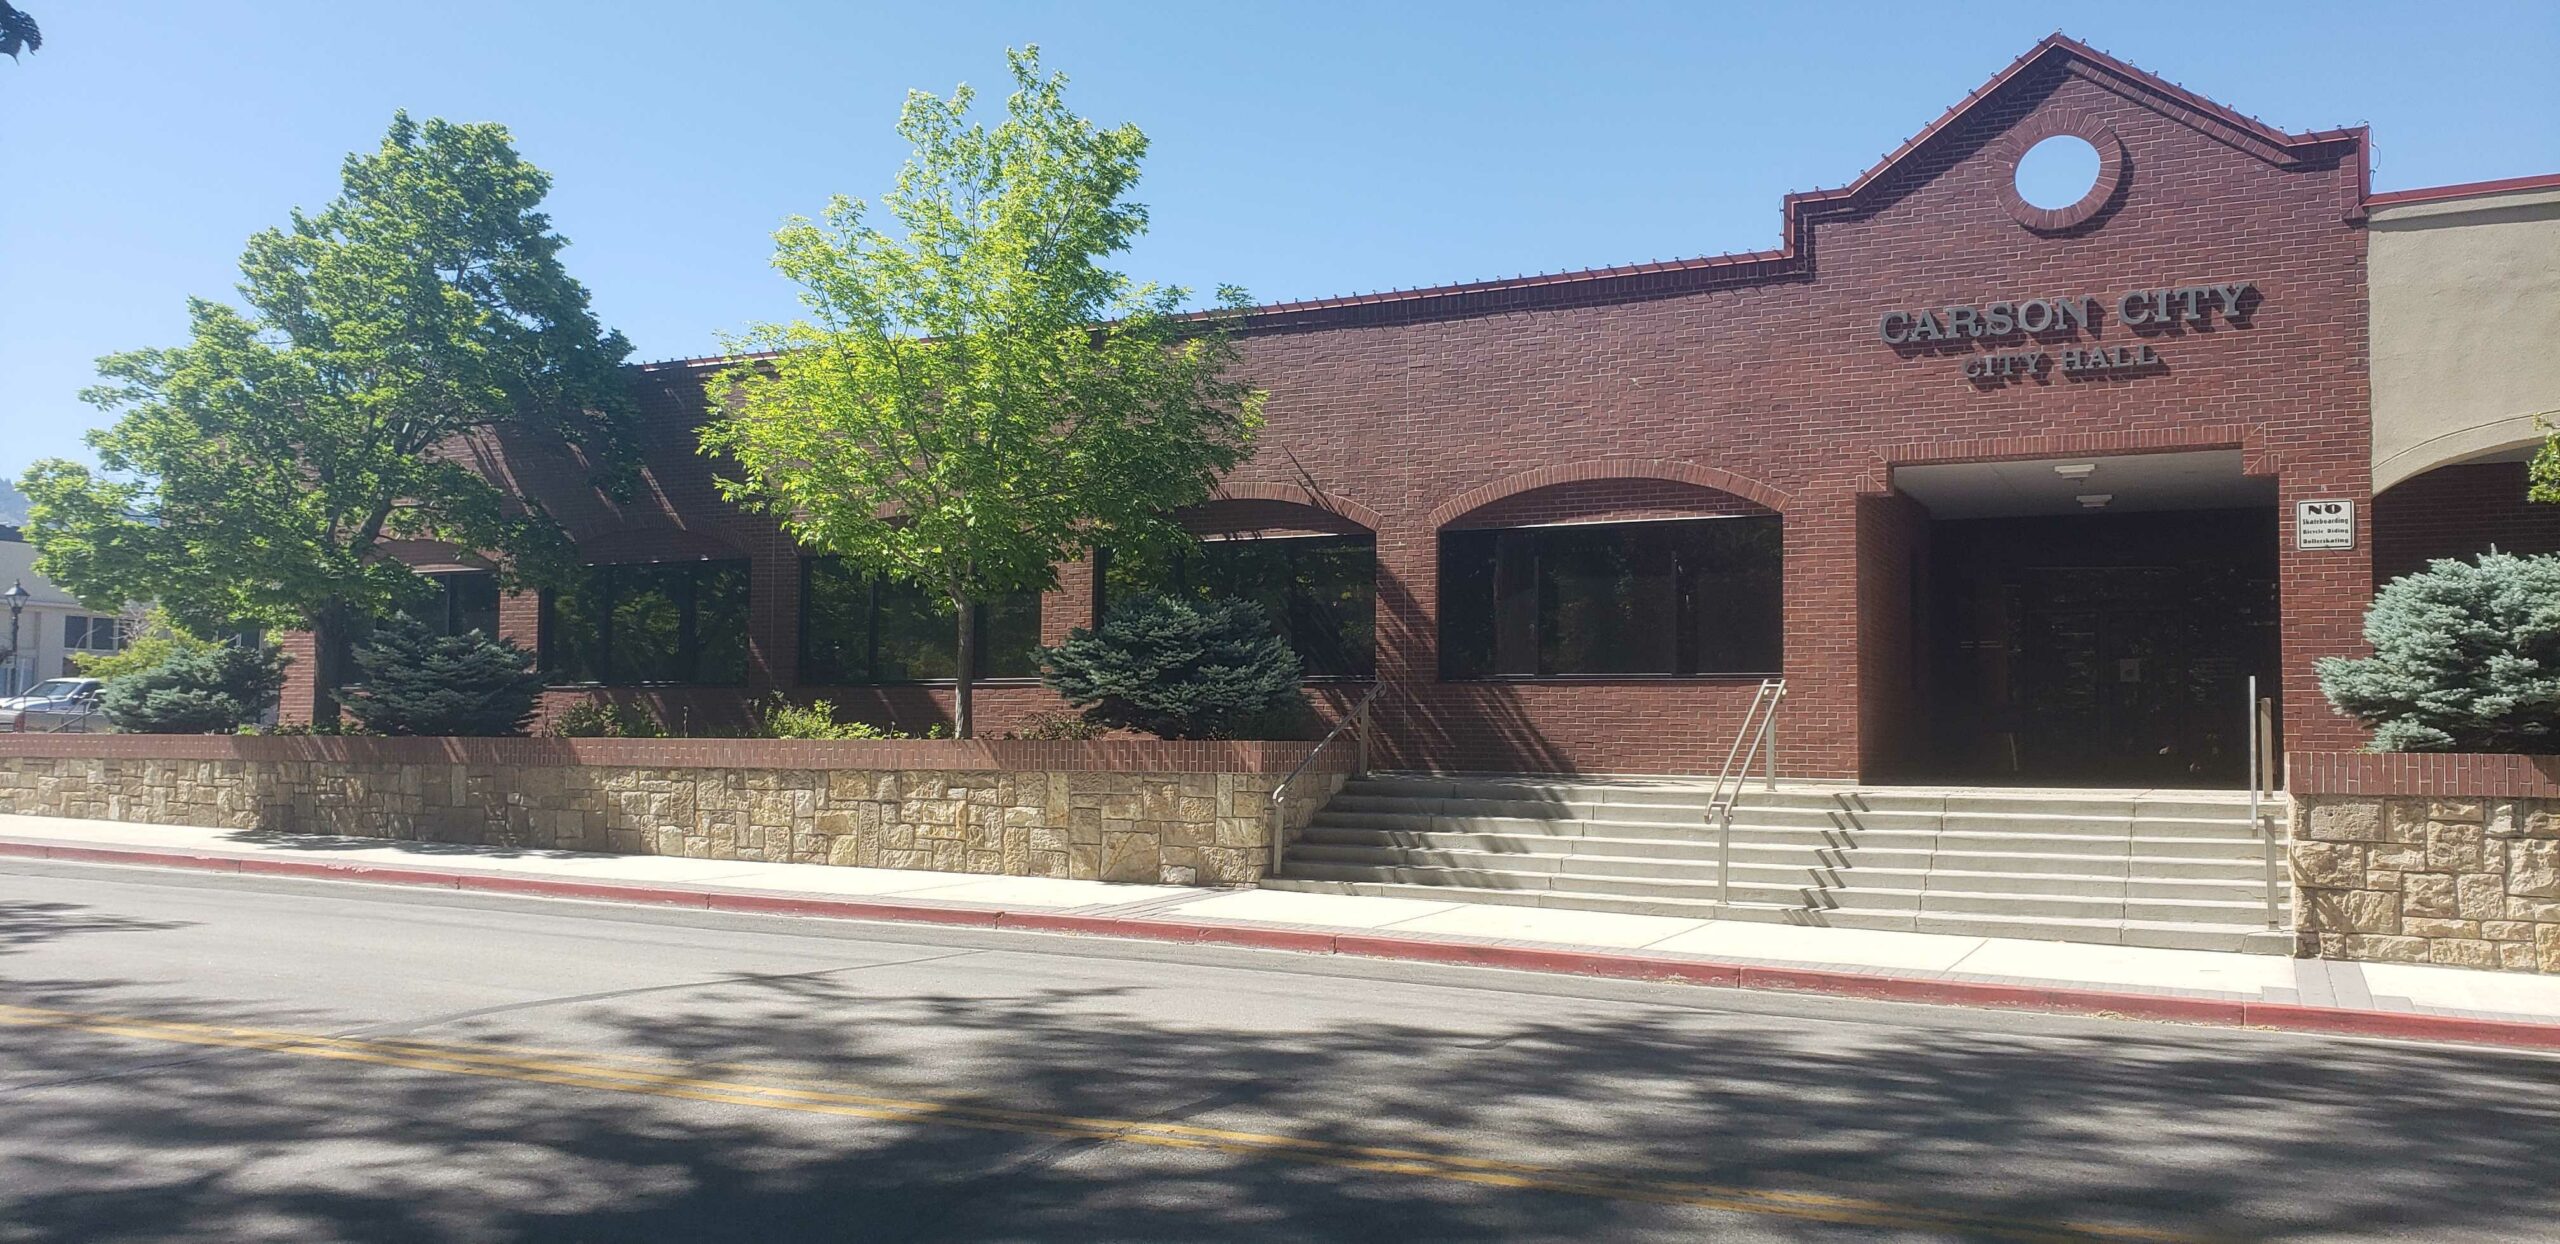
left=0, top=1002, right=2196, bottom=1242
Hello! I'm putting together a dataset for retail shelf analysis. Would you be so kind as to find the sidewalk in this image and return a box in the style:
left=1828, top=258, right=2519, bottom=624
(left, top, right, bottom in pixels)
left=9, top=811, right=2560, bottom=1048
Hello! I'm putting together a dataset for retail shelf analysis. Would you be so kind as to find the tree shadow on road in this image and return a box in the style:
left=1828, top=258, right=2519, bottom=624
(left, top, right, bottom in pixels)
left=0, top=900, right=189, bottom=954
left=2, top=951, right=2557, bottom=1242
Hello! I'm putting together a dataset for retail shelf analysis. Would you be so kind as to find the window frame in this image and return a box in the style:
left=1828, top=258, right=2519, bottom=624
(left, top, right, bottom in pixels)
left=63, top=615, right=126, bottom=653
left=538, top=559, right=752, bottom=688
left=1095, top=532, right=1380, bottom=683
left=794, top=556, right=1045, bottom=687
left=1436, top=515, right=1784, bottom=683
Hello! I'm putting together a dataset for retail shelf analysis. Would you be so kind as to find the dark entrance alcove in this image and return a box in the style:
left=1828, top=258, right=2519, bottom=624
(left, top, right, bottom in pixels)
left=1915, top=507, right=2279, bottom=787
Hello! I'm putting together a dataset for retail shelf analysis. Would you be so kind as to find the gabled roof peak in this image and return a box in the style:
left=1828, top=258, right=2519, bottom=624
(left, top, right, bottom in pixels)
left=1232, top=33, right=2366, bottom=333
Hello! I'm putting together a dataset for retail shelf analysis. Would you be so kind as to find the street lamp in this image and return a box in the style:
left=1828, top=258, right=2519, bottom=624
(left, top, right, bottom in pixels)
left=2, top=580, right=27, bottom=697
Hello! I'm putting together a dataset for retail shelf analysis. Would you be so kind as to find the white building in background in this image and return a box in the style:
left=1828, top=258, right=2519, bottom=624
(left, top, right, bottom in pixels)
left=0, top=526, right=131, bottom=695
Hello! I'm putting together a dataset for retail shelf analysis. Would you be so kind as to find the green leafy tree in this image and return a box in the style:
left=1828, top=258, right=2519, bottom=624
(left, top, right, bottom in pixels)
left=342, top=614, right=545, bottom=736
left=19, top=113, right=636, bottom=724
left=1043, top=592, right=1301, bottom=739
left=2531, top=412, right=2560, bottom=504
left=102, top=643, right=289, bottom=734
left=71, top=607, right=217, bottom=683
left=0, top=3, right=37, bottom=61
left=2317, top=552, right=2560, bottom=752
left=700, top=48, right=1263, bottom=738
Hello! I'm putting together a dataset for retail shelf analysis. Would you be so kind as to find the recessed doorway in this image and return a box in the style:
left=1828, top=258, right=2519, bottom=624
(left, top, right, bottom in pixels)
left=1884, top=451, right=2280, bottom=788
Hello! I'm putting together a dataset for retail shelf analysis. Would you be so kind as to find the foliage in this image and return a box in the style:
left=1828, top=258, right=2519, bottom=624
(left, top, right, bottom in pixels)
left=246, top=720, right=374, bottom=737
left=341, top=614, right=544, bottom=736
left=102, top=643, right=289, bottom=734
left=19, top=112, right=636, bottom=722
left=699, top=47, right=1263, bottom=738
left=0, top=3, right=36, bottom=61
left=1042, top=592, right=1301, bottom=740
left=71, top=607, right=216, bottom=683
left=1003, top=709, right=1107, bottom=741
left=752, top=695, right=899, bottom=740
left=2531, top=412, right=2560, bottom=504
left=2317, top=552, right=2560, bottom=752
left=547, top=701, right=666, bottom=739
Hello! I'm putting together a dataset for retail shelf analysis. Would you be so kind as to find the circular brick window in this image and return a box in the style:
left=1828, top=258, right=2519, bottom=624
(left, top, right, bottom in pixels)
left=2016, top=135, right=2101, bottom=210
left=1997, top=119, right=2124, bottom=232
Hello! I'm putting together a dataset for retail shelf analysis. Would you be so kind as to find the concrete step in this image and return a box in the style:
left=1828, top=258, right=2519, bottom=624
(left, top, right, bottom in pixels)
left=1289, top=777, right=2290, bottom=954
left=1288, top=836, right=2283, bottom=902
left=1276, top=861, right=1811, bottom=906
left=1253, top=877, right=1803, bottom=924
left=1306, top=817, right=2277, bottom=860
left=1256, top=876, right=2290, bottom=953
left=1801, top=906, right=2290, bottom=953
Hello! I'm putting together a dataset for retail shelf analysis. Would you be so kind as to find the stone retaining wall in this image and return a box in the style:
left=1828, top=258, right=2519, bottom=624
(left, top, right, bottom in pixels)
left=2289, top=752, right=2560, bottom=973
left=0, top=736, right=1352, bottom=886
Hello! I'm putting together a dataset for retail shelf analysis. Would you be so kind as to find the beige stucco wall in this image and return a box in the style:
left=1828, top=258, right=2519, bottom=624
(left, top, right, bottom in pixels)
left=2369, top=184, right=2560, bottom=492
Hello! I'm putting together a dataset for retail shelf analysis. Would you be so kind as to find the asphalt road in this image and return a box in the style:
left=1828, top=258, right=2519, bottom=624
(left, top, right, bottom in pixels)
left=2, top=858, right=2557, bottom=1243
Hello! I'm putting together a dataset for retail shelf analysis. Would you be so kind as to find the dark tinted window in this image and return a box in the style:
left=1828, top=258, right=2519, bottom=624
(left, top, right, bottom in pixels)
left=540, top=561, right=749, bottom=685
left=1101, top=535, right=1376, bottom=678
left=798, top=557, right=1041, bottom=683
left=397, top=571, right=502, bottom=639
left=1439, top=518, right=1780, bottom=678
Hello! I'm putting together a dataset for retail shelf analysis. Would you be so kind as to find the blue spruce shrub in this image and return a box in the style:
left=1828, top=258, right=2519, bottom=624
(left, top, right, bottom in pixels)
left=2317, top=551, right=2560, bottom=753
left=1042, top=592, right=1302, bottom=740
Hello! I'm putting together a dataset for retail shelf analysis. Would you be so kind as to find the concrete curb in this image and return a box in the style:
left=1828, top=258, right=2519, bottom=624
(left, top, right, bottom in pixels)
left=9, top=836, right=2559, bottom=1052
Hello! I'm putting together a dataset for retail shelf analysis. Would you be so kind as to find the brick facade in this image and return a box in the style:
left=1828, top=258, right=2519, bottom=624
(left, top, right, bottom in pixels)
left=2373, top=461, right=2560, bottom=585
left=279, top=37, right=2386, bottom=779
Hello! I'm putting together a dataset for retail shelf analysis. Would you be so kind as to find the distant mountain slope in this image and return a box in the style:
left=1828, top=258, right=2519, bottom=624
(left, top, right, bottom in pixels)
left=0, top=479, right=25, bottom=527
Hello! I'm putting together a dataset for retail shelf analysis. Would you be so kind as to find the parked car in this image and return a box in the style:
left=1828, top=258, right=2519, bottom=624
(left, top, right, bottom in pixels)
left=0, top=677, right=108, bottom=732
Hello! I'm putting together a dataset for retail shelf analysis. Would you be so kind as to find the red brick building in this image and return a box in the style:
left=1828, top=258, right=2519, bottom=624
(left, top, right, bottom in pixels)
left=281, top=36, right=2560, bottom=787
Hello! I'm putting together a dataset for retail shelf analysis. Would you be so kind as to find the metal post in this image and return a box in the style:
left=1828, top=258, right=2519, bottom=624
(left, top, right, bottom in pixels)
left=1760, top=705, right=1778, bottom=793
left=1717, top=805, right=1734, bottom=910
left=2259, top=691, right=2282, bottom=930
left=2249, top=676, right=2279, bottom=930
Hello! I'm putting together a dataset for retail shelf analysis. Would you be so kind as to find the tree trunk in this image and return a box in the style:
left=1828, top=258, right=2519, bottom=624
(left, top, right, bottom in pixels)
left=309, top=600, right=353, bottom=728
left=953, top=598, right=979, bottom=739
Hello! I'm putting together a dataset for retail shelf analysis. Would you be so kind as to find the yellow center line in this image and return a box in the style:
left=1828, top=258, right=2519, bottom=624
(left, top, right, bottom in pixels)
left=0, top=1002, right=2200, bottom=1243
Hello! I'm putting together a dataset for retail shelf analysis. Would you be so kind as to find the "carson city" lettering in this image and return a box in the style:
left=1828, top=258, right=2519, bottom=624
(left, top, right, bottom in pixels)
left=1877, top=282, right=2254, bottom=345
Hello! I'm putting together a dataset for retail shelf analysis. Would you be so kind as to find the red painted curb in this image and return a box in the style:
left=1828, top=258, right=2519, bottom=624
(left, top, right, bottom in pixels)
left=998, top=911, right=1206, bottom=942
left=703, top=892, right=1005, bottom=927
left=455, top=875, right=710, bottom=907
left=237, top=857, right=465, bottom=889
left=13, top=834, right=2560, bottom=1051
left=1191, top=924, right=1342, bottom=954
left=2239, top=1001, right=2560, bottom=1049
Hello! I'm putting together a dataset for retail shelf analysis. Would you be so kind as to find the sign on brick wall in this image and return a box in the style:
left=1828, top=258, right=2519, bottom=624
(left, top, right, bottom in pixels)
left=2296, top=500, right=2355, bottom=550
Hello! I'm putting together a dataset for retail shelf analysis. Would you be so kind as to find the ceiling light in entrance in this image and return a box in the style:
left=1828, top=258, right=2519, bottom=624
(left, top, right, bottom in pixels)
left=2053, top=463, right=2098, bottom=479
left=2076, top=494, right=2114, bottom=508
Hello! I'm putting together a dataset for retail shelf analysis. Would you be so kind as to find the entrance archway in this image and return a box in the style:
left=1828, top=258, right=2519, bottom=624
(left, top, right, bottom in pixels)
left=1878, top=449, right=2278, bottom=787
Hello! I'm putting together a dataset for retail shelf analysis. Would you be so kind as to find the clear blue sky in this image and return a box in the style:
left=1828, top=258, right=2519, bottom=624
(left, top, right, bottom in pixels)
left=4, top=2, right=2555, bottom=483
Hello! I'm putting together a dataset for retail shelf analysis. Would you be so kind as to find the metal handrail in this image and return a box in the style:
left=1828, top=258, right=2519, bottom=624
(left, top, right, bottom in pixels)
left=1703, top=678, right=1786, bottom=910
left=2248, top=676, right=2282, bottom=930
left=1267, top=681, right=1386, bottom=875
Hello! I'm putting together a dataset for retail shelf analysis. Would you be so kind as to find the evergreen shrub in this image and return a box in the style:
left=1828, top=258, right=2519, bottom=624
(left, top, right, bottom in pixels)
left=342, top=615, right=545, bottom=737
left=102, top=642, right=289, bottom=734
left=2317, top=551, right=2560, bottom=752
left=1042, top=592, right=1301, bottom=739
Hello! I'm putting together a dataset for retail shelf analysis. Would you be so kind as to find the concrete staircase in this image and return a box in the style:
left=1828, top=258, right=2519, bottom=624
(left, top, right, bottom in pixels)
left=1263, top=775, right=2294, bottom=953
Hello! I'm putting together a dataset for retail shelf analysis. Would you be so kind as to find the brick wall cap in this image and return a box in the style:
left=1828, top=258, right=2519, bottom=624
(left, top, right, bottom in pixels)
left=0, top=733, right=1356, bottom=776
left=2287, top=751, right=2560, bottom=799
